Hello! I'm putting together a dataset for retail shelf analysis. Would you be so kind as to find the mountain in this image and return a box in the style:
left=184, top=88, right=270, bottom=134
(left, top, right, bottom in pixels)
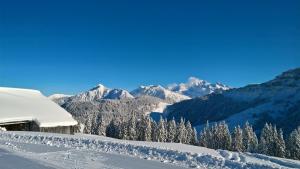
left=65, top=84, right=134, bottom=102
left=130, top=85, right=190, bottom=103
left=103, top=89, right=134, bottom=100
left=49, top=94, right=72, bottom=105
left=164, top=68, right=300, bottom=133
left=167, top=77, right=230, bottom=98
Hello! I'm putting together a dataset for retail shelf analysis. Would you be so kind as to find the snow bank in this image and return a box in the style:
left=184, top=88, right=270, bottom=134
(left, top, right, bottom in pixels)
left=1, top=131, right=299, bottom=169
left=0, top=87, right=77, bottom=127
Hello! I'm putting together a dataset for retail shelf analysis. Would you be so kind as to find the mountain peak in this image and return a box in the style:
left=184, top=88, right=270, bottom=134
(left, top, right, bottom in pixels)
left=90, top=84, right=107, bottom=90
left=168, top=77, right=229, bottom=98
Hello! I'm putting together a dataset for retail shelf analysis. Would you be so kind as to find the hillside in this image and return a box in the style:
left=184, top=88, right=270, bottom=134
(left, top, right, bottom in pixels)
left=165, top=68, right=300, bottom=133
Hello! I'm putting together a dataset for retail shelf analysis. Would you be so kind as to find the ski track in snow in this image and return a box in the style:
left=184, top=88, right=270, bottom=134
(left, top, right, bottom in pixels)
left=0, top=131, right=300, bottom=169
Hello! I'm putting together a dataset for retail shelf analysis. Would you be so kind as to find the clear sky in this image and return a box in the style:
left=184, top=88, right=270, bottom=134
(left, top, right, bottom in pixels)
left=0, top=0, right=299, bottom=95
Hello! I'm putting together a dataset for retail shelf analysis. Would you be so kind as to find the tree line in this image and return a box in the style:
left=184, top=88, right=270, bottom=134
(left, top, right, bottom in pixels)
left=83, top=113, right=300, bottom=160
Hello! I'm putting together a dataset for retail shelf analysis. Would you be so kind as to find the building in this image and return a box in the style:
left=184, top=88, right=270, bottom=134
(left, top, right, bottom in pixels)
left=0, top=87, right=78, bottom=134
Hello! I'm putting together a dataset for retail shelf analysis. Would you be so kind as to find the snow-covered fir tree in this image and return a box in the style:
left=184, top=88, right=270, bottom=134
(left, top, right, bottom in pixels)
left=176, top=118, right=187, bottom=143
left=167, top=118, right=177, bottom=142
left=151, top=119, right=158, bottom=142
left=191, top=127, right=198, bottom=145
left=274, top=128, right=286, bottom=158
left=215, top=121, right=231, bottom=150
left=199, top=121, right=211, bottom=148
left=144, top=115, right=152, bottom=141
left=243, top=121, right=258, bottom=153
left=157, top=117, right=167, bottom=142
left=96, top=114, right=107, bottom=136
left=232, top=125, right=244, bottom=152
left=185, top=121, right=194, bottom=144
left=120, top=118, right=129, bottom=140
left=127, top=113, right=137, bottom=140
left=259, top=123, right=273, bottom=155
left=287, top=127, right=300, bottom=160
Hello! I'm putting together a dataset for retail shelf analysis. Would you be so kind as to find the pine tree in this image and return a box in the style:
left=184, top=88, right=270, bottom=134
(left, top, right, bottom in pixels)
left=167, top=118, right=177, bottom=142
left=106, top=119, right=117, bottom=138
left=84, top=114, right=93, bottom=134
left=120, top=118, right=128, bottom=140
left=243, top=121, right=258, bottom=152
left=157, top=117, right=167, bottom=142
left=151, top=120, right=158, bottom=142
left=127, top=113, right=137, bottom=140
left=215, top=121, right=231, bottom=150
left=144, top=115, right=152, bottom=141
left=199, top=121, right=210, bottom=148
left=176, top=118, right=187, bottom=143
left=232, top=125, right=244, bottom=152
left=287, top=127, right=300, bottom=160
left=259, top=123, right=272, bottom=155
left=96, top=115, right=106, bottom=136
left=274, top=129, right=286, bottom=158
left=185, top=121, right=194, bottom=144
left=191, top=127, right=198, bottom=145
left=136, top=116, right=143, bottom=141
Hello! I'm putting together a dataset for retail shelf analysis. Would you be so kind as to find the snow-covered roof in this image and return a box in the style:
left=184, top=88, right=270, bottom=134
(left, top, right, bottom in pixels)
left=0, top=87, right=77, bottom=127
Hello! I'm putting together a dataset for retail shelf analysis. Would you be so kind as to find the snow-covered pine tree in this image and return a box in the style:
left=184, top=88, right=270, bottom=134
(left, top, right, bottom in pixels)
left=274, top=128, right=286, bottom=158
left=243, top=121, right=258, bottom=153
left=157, top=117, right=167, bottom=142
left=185, top=121, right=194, bottom=144
left=120, top=118, right=129, bottom=140
left=287, top=127, right=300, bottom=160
left=136, top=116, right=143, bottom=141
left=191, top=127, right=198, bottom=145
left=96, top=114, right=107, bottom=136
left=259, top=123, right=272, bottom=155
left=176, top=118, right=187, bottom=143
left=216, top=121, right=231, bottom=150
left=127, top=113, right=137, bottom=140
left=151, top=119, right=158, bottom=142
left=143, top=115, right=152, bottom=141
left=232, top=125, right=244, bottom=152
left=83, top=114, right=93, bottom=134
left=106, top=118, right=117, bottom=138
left=167, top=118, right=177, bottom=142
left=199, top=121, right=210, bottom=148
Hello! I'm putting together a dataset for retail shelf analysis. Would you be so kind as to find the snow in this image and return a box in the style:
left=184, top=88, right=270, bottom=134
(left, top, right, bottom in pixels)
left=167, top=77, right=230, bottom=98
left=131, top=85, right=190, bottom=103
left=48, top=94, right=73, bottom=100
left=1, top=131, right=300, bottom=169
left=69, top=84, right=134, bottom=101
left=0, top=87, right=77, bottom=127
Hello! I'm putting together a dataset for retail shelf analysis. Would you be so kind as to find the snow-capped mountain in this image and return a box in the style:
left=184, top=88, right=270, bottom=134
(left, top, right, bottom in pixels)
left=130, top=85, right=190, bottom=103
left=68, top=84, right=134, bottom=102
left=167, top=77, right=230, bottom=98
left=49, top=94, right=72, bottom=105
left=165, top=68, right=300, bottom=133
left=103, top=89, right=134, bottom=99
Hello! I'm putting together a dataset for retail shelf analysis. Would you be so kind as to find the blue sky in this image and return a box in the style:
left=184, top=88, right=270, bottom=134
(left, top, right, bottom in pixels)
left=0, top=0, right=299, bottom=95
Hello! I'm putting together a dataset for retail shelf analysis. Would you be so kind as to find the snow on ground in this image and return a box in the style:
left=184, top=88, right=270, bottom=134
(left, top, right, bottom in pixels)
left=0, top=131, right=300, bottom=169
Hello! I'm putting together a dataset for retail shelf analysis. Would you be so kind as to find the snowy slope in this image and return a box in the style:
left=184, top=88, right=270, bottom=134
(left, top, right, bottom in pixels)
left=165, top=68, right=300, bottom=133
left=0, top=87, right=77, bottom=127
left=167, top=77, right=230, bottom=98
left=131, top=85, right=190, bottom=103
left=1, top=131, right=299, bottom=169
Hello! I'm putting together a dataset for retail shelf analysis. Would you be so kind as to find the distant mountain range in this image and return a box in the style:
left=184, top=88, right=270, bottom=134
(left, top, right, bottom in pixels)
left=49, top=69, right=300, bottom=134
left=49, top=77, right=228, bottom=105
left=167, top=77, right=230, bottom=98
left=49, top=77, right=229, bottom=127
left=164, top=68, right=300, bottom=133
